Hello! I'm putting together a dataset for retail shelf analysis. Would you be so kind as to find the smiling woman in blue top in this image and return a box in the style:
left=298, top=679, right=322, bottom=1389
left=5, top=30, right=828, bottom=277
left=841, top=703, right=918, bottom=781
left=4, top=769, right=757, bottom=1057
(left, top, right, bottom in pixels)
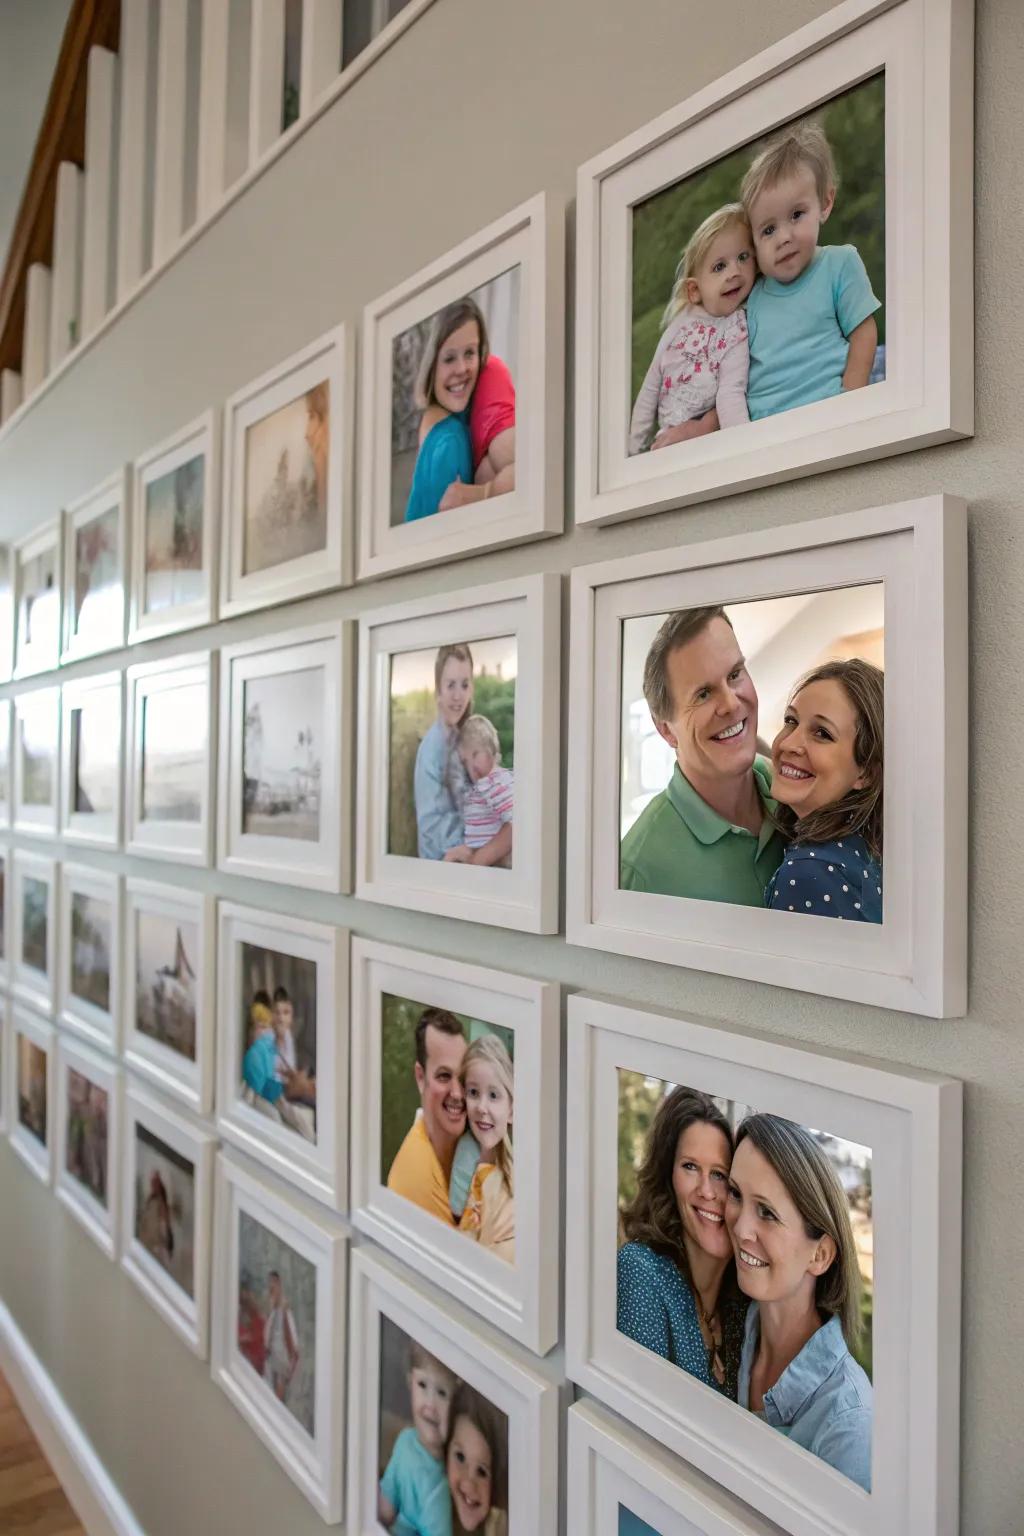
left=404, top=299, right=482, bottom=524
left=726, top=1114, right=873, bottom=1492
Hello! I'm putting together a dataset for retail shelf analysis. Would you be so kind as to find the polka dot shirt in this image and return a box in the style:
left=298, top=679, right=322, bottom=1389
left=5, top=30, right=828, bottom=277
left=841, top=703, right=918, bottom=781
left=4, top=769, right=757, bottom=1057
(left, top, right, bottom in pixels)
left=616, top=1241, right=744, bottom=1399
left=765, top=835, right=882, bottom=924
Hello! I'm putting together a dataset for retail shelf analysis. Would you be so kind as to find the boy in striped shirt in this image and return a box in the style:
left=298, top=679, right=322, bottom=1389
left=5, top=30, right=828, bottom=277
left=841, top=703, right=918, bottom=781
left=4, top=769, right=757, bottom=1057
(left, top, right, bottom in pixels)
left=443, top=714, right=514, bottom=868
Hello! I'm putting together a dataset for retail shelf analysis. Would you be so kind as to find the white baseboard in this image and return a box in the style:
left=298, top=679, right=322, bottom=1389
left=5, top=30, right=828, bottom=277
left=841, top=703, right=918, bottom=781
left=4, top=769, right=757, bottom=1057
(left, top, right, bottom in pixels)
left=0, top=1298, right=146, bottom=1536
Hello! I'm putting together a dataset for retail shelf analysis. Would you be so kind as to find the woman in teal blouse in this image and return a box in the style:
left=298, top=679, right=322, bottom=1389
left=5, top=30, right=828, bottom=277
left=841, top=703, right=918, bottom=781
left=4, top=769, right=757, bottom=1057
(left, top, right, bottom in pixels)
left=404, top=298, right=487, bottom=523
left=617, top=1086, right=746, bottom=1399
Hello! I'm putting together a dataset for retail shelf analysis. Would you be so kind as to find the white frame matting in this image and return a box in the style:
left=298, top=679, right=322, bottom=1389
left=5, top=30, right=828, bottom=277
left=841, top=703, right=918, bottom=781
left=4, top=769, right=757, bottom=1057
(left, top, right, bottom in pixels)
left=125, top=650, right=215, bottom=866
left=358, top=191, right=564, bottom=579
left=13, top=685, right=60, bottom=837
left=356, top=573, right=561, bottom=933
left=130, top=408, right=219, bottom=642
left=564, top=993, right=963, bottom=1536
left=59, top=669, right=123, bottom=847
left=6, top=1007, right=55, bottom=1186
left=60, top=468, right=129, bottom=663
left=347, top=1245, right=559, bottom=1535
left=566, top=494, right=968, bottom=1017
left=211, top=1152, right=348, bottom=1523
left=57, top=862, right=121, bottom=1052
left=574, top=0, right=974, bottom=525
left=10, top=849, right=57, bottom=1015
left=55, top=1035, right=122, bottom=1259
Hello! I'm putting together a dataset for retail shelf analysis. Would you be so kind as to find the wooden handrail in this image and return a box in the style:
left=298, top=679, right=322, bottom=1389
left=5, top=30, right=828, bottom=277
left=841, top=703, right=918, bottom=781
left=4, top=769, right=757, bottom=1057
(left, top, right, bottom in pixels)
left=0, top=0, right=120, bottom=377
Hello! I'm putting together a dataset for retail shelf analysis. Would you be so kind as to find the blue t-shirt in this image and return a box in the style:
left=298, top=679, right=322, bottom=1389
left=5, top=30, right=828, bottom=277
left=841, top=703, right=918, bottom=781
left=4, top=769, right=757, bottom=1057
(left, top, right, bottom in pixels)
left=380, top=1426, right=452, bottom=1536
left=745, top=244, right=881, bottom=420
left=404, top=414, right=473, bottom=522
left=765, top=835, right=882, bottom=923
left=242, top=1032, right=283, bottom=1103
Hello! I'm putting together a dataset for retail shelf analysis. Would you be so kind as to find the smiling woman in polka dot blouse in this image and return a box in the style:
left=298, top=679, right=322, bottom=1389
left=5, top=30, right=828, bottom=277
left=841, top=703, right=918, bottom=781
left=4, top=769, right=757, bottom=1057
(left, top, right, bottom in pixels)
left=764, top=658, right=884, bottom=923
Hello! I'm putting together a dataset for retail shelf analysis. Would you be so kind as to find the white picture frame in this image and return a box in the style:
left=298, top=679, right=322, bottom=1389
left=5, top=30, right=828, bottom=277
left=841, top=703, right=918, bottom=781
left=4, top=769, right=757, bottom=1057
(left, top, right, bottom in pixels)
left=566, top=494, right=967, bottom=1018
left=59, top=669, right=123, bottom=847
left=60, top=468, right=129, bottom=662
left=565, top=992, right=963, bottom=1536
left=216, top=900, right=348, bottom=1210
left=568, top=1398, right=790, bottom=1536
left=347, top=1244, right=559, bottom=1535
left=13, top=684, right=60, bottom=837
left=218, top=620, right=351, bottom=894
left=351, top=937, right=560, bottom=1353
left=55, top=1035, right=122, bottom=1259
left=129, top=408, right=219, bottom=642
left=6, top=1006, right=55, bottom=1185
left=0, top=695, right=10, bottom=824
left=58, top=862, right=121, bottom=1053
left=220, top=322, right=353, bottom=619
left=574, top=0, right=974, bottom=526
left=121, top=1081, right=217, bottom=1356
left=357, top=191, right=564, bottom=580
left=0, top=846, right=10, bottom=984
left=13, top=519, right=61, bottom=678
left=356, top=573, right=561, bottom=933
left=0, top=543, right=14, bottom=683
left=125, top=651, right=215, bottom=866
left=0, top=991, right=8, bottom=1133
left=211, top=1152, right=348, bottom=1523
left=124, top=878, right=215, bottom=1115
left=10, top=849, right=57, bottom=1014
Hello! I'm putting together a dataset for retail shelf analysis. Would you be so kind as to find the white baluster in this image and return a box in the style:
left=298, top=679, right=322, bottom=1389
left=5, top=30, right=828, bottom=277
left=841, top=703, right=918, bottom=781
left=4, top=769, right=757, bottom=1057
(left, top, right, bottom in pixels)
left=300, top=0, right=342, bottom=115
left=22, top=263, right=52, bottom=396
left=50, top=161, right=83, bottom=369
left=81, top=45, right=118, bottom=339
left=249, top=0, right=287, bottom=162
left=1, top=370, right=23, bottom=425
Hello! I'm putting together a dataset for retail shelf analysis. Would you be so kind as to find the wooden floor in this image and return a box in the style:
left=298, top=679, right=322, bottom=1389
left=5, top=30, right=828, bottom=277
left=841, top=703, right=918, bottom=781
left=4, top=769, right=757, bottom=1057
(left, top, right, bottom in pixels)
left=0, top=1372, right=85, bottom=1535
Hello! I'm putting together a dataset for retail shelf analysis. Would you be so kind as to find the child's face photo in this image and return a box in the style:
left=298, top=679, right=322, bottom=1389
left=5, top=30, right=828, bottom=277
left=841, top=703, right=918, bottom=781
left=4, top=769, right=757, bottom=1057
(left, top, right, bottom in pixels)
left=408, top=1358, right=455, bottom=1457
left=687, top=225, right=756, bottom=316
left=748, top=166, right=836, bottom=284
left=463, top=1056, right=512, bottom=1156
left=446, top=1413, right=494, bottom=1532
left=461, top=744, right=495, bottom=783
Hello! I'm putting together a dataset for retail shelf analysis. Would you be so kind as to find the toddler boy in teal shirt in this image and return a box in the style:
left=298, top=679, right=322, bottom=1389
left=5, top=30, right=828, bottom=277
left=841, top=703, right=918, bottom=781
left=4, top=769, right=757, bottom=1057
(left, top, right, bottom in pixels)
left=741, top=121, right=880, bottom=420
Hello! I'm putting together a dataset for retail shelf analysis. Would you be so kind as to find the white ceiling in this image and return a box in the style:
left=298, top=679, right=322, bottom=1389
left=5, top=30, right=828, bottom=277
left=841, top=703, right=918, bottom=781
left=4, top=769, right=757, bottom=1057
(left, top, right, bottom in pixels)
left=0, top=0, right=74, bottom=276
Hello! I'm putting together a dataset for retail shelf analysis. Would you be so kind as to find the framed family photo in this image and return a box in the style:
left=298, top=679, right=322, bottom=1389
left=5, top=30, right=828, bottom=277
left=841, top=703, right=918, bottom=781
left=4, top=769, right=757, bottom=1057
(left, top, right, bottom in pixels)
left=59, top=670, right=123, bottom=846
left=121, top=1082, right=216, bottom=1355
left=221, top=323, right=352, bottom=619
left=211, top=1153, right=348, bottom=1522
left=126, top=651, right=215, bottom=865
left=356, top=573, right=560, bottom=932
left=350, top=937, right=560, bottom=1353
left=216, top=901, right=348, bottom=1209
left=10, top=849, right=57, bottom=1015
left=568, top=1399, right=789, bottom=1536
left=564, top=993, right=962, bottom=1536
left=218, top=620, right=351, bottom=893
left=61, top=470, right=129, bottom=662
left=358, top=192, right=564, bottom=580
left=6, top=1008, right=55, bottom=1185
left=58, top=862, right=121, bottom=1053
left=574, top=0, right=973, bottom=525
left=130, top=409, right=218, bottom=642
left=13, top=520, right=61, bottom=678
left=55, top=1035, right=121, bottom=1258
left=13, top=685, right=60, bottom=836
left=124, top=879, right=215, bottom=1115
left=347, top=1245, right=559, bottom=1536
left=566, top=495, right=967, bottom=1017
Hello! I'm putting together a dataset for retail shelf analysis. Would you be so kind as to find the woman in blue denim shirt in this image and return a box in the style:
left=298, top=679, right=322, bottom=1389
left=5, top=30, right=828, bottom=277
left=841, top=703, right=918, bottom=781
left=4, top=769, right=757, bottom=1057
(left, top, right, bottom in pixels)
left=413, top=644, right=474, bottom=860
left=726, top=1113, right=873, bottom=1492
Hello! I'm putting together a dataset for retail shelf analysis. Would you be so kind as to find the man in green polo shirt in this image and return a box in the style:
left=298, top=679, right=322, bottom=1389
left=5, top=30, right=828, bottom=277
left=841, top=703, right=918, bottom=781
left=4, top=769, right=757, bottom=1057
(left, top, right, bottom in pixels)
left=620, top=606, right=785, bottom=903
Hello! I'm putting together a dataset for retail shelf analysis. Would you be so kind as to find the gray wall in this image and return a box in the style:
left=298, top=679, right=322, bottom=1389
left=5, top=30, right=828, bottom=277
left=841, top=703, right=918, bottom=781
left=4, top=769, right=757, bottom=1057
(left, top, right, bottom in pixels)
left=0, top=0, right=1021, bottom=1532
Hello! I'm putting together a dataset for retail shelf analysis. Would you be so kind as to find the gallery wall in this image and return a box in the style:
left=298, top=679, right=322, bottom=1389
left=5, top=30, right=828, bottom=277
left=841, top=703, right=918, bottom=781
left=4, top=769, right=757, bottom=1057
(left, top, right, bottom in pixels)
left=0, top=0, right=1019, bottom=1533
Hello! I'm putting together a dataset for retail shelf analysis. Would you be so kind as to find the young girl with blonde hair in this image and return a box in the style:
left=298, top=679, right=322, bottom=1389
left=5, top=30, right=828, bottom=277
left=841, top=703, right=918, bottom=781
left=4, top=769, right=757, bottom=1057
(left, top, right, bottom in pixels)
left=450, top=1034, right=515, bottom=1264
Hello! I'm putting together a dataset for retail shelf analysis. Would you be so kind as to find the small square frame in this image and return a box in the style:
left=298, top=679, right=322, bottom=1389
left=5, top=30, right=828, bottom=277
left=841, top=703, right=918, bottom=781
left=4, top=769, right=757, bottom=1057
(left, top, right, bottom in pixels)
left=125, top=651, right=216, bottom=866
left=566, top=494, right=967, bottom=1017
left=129, top=408, right=219, bottom=642
left=13, top=519, right=62, bottom=678
left=357, top=191, right=564, bottom=580
left=356, top=572, right=561, bottom=933
left=346, top=1245, right=559, bottom=1535
left=574, top=0, right=974, bottom=526
left=216, top=900, right=348, bottom=1210
left=123, top=878, right=215, bottom=1115
left=351, top=936, right=560, bottom=1353
left=10, top=849, right=57, bottom=1014
left=59, top=669, right=124, bottom=847
left=211, top=1152, right=348, bottom=1523
left=565, top=992, right=963, bottom=1536
left=121, top=1081, right=217, bottom=1356
left=220, top=322, right=353, bottom=619
left=58, top=862, right=121, bottom=1052
left=6, top=1006, right=56, bottom=1185
left=13, top=685, right=60, bottom=837
left=55, top=1034, right=122, bottom=1259
left=218, top=620, right=351, bottom=893
left=61, top=468, right=129, bottom=663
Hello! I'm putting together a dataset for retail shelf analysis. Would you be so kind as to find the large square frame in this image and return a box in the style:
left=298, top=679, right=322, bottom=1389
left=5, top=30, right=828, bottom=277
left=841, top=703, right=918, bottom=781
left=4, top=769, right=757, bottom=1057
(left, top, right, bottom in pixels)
left=6, top=1006, right=55, bottom=1185
left=356, top=573, right=561, bottom=933
left=10, top=848, right=57, bottom=1014
left=357, top=192, right=564, bottom=579
left=350, top=937, right=561, bottom=1353
left=346, top=1245, right=559, bottom=1535
left=211, top=1152, right=348, bottom=1523
left=58, top=861, right=121, bottom=1052
left=125, top=650, right=216, bottom=866
left=59, top=669, right=124, bottom=847
left=55, top=1034, right=122, bottom=1259
left=129, top=408, right=219, bottom=642
left=566, top=494, right=967, bottom=1017
left=60, top=468, right=129, bottom=663
left=574, top=0, right=974, bottom=526
left=13, top=684, right=60, bottom=837
left=565, top=992, right=963, bottom=1536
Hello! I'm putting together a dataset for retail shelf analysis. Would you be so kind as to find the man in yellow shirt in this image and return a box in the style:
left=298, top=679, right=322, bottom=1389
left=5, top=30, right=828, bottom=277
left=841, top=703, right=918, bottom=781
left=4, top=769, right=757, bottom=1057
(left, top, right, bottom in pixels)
left=386, top=1007, right=467, bottom=1224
